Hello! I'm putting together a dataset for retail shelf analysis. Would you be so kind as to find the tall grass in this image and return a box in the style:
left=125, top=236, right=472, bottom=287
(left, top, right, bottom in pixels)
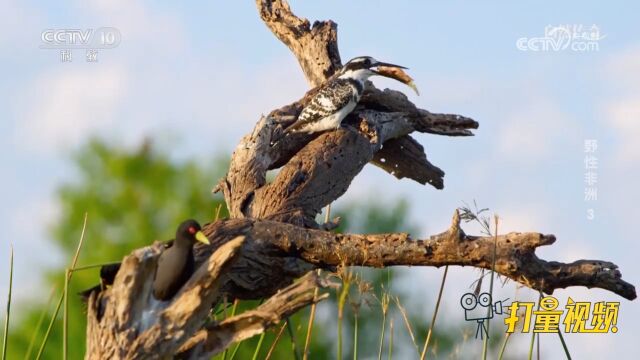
left=528, top=292, right=543, bottom=360
left=336, top=268, right=353, bottom=360
left=352, top=311, right=358, bottom=360
left=35, top=213, right=88, bottom=360
left=251, top=332, right=266, bottom=360
left=286, top=319, right=301, bottom=360
left=387, top=318, right=394, bottom=360
left=303, top=272, right=321, bottom=360
left=24, top=286, right=57, bottom=360
left=264, top=322, right=287, bottom=360
left=420, top=265, right=449, bottom=360
left=304, top=204, right=332, bottom=360
left=481, top=215, right=499, bottom=360
left=63, top=213, right=88, bottom=360
left=394, top=296, right=420, bottom=357
left=2, top=246, right=13, bottom=360
left=35, top=294, right=64, bottom=360
left=222, top=299, right=239, bottom=360
left=377, top=292, right=390, bottom=360
left=497, top=332, right=512, bottom=360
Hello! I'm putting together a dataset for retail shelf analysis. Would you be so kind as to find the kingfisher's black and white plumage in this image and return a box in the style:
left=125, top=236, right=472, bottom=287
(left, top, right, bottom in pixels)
left=286, top=56, right=416, bottom=134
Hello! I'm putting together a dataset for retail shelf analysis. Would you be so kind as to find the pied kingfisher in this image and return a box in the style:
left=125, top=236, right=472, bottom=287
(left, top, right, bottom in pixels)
left=285, top=56, right=416, bottom=134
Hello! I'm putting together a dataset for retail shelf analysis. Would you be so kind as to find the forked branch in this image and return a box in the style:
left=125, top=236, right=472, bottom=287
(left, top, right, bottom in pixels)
left=84, top=0, right=636, bottom=359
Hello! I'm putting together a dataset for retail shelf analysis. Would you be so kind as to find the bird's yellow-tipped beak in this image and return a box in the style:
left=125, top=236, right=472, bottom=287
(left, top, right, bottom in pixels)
left=375, top=65, right=420, bottom=96
left=195, top=231, right=210, bottom=245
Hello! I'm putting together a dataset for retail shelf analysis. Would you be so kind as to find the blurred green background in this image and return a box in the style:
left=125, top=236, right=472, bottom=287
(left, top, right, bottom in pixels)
left=4, top=138, right=477, bottom=359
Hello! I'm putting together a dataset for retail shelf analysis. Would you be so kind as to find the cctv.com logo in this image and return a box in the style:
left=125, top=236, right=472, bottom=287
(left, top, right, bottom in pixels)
left=460, top=292, right=508, bottom=339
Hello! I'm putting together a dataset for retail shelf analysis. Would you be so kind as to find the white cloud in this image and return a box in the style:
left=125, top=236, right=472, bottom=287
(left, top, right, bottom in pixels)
left=602, top=46, right=640, bottom=166
left=0, top=196, right=62, bottom=309
left=498, top=96, right=575, bottom=162
left=14, top=65, right=128, bottom=152
left=0, top=0, right=43, bottom=47
left=604, top=98, right=640, bottom=164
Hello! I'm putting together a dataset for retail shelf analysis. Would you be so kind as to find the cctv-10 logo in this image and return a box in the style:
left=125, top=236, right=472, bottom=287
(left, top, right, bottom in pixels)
left=460, top=292, right=620, bottom=339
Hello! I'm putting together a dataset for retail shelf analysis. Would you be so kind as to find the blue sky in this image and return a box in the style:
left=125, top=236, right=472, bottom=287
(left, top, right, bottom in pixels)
left=1, top=0, right=639, bottom=358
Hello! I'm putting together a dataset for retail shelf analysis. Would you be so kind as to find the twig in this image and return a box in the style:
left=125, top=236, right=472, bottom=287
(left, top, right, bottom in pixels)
left=394, top=296, right=421, bottom=357
left=264, top=322, right=288, bottom=360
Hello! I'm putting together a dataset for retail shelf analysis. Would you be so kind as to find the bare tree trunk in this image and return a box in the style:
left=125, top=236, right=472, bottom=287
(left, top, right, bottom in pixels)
left=85, top=1, right=636, bottom=358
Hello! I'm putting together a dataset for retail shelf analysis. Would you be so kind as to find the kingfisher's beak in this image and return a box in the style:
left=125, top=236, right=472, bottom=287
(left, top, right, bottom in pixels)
left=195, top=231, right=210, bottom=245
left=373, top=61, right=408, bottom=70
left=371, top=61, right=419, bottom=95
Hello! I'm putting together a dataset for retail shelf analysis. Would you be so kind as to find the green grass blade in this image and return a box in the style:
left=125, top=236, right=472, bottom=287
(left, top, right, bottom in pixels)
left=63, top=213, right=88, bottom=360
left=63, top=269, right=69, bottom=360
left=337, top=271, right=351, bottom=360
left=286, top=318, right=301, bottom=360
left=264, top=322, right=287, bottom=360
left=71, top=261, right=121, bottom=272
left=420, top=265, right=449, bottom=360
left=497, top=333, right=511, bottom=360
left=36, top=213, right=88, bottom=360
left=528, top=328, right=537, bottom=360
left=352, top=313, right=358, bottom=360
left=337, top=311, right=343, bottom=360
left=528, top=292, right=543, bottom=360
left=303, top=270, right=321, bottom=360
left=35, top=293, right=63, bottom=360
left=394, top=296, right=420, bottom=357
left=25, top=286, right=57, bottom=360
left=227, top=343, right=241, bottom=360
left=482, top=215, right=499, bottom=360
left=377, top=293, right=388, bottom=360
left=387, top=318, right=394, bottom=360
left=222, top=300, right=239, bottom=360
left=287, top=318, right=300, bottom=360
left=2, top=246, right=14, bottom=360
left=251, top=332, right=265, bottom=360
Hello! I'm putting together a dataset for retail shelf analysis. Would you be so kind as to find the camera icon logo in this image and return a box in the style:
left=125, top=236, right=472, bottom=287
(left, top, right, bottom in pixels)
left=460, top=292, right=508, bottom=339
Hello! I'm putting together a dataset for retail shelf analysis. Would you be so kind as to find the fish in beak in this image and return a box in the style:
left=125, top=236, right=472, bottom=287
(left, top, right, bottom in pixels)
left=372, top=62, right=420, bottom=95
left=195, top=230, right=210, bottom=245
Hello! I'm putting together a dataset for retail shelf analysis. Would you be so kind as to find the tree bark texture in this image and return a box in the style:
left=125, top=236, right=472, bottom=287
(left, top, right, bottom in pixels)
left=85, top=1, right=636, bottom=359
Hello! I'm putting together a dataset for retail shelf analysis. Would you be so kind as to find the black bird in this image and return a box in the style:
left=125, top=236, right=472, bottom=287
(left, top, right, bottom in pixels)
left=78, top=263, right=122, bottom=301
left=152, top=219, right=210, bottom=301
left=79, top=220, right=209, bottom=302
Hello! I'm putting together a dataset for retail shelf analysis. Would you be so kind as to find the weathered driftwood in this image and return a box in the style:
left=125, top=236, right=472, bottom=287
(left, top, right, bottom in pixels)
left=85, top=0, right=636, bottom=358
left=175, top=272, right=335, bottom=359
left=194, top=216, right=636, bottom=301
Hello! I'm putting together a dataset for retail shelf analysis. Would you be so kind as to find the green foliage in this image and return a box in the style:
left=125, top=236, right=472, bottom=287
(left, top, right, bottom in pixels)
left=7, top=138, right=228, bottom=359
left=6, top=137, right=463, bottom=359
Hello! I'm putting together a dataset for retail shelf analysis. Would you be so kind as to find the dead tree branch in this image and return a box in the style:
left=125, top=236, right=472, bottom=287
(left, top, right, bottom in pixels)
left=85, top=236, right=333, bottom=360
left=218, top=1, right=478, bottom=225
left=85, top=0, right=635, bottom=358
left=176, top=272, right=336, bottom=359
left=192, top=216, right=636, bottom=301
